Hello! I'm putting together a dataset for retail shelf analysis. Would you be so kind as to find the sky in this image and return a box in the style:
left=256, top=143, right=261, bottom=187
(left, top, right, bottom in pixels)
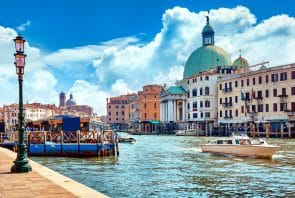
left=0, top=0, right=294, bottom=115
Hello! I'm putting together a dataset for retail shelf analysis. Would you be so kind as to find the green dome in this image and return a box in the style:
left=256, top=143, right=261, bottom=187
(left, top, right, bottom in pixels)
left=183, top=45, right=232, bottom=78
left=233, top=55, right=249, bottom=69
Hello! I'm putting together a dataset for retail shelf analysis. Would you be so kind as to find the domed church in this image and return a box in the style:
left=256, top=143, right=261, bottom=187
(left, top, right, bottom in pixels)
left=183, top=16, right=232, bottom=79
left=160, top=16, right=248, bottom=135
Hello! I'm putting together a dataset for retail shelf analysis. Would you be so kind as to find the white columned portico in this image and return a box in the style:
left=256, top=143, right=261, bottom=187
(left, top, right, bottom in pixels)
left=182, top=101, right=185, bottom=122
left=168, top=100, right=173, bottom=121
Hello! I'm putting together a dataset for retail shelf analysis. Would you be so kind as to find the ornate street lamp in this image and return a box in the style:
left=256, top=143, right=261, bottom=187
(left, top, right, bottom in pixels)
left=11, top=35, right=32, bottom=173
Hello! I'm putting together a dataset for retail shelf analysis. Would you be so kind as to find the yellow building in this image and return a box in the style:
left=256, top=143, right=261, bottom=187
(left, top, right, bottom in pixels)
left=218, top=63, right=295, bottom=137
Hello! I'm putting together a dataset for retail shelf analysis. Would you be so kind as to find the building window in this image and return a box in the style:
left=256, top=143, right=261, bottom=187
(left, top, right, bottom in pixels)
left=205, top=87, right=209, bottom=95
left=282, top=88, right=286, bottom=96
left=280, top=72, right=287, bottom=81
left=253, top=77, right=256, bottom=85
left=144, top=103, right=147, bottom=108
left=205, top=112, right=210, bottom=118
left=266, top=104, right=269, bottom=112
left=241, top=80, right=244, bottom=87
left=115, top=105, right=119, bottom=109
left=116, top=112, right=118, bottom=115
left=273, top=103, right=277, bottom=112
left=265, top=75, right=269, bottom=83
left=122, top=105, right=125, bottom=109
left=108, top=112, right=111, bottom=115
left=292, top=87, right=295, bottom=95
left=219, top=111, right=222, bottom=117
left=235, top=109, right=238, bottom=117
left=292, top=102, right=295, bottom=112
left=259, top=76, right=262, bottom=84
left=257, top=90, right=262, bottom=98
left=122, top=111, right=125, bottom=115
left=187, top=92, right=190, bottom=98
left=241, top=106, right=244, bottom=114
left=108, top=118, right=111, bottom=121
left=154, top=103, right=157, bottom=108
left=280, top=103, right=287, bottom=111
left=193, top=102, right=197, bottom=109
left=265, top=90, right=269, bottom=98
left=116, top=117, right=118, bottom=121
left=200, top=87, right=203, bottom=95
left=187, top=80, right=190, bottom=84
left=235, top=96, right=238, bottom=103
left=193, top=113, right=198, bottom=118
left=247, top=79, right=249, bottom=86
left=192, top=89, right=197, bottom=97
left=108, top=105, right=111, bottom=109
left=258, top=104, right=263, bottom=112
left=200, top=112, right=203, bottom=118
left=252, top=105, right=256, bottom=113
left=271, top=73, right=278, bottom=82
left=144, top=113, right=147, bottom=119
left=200, top=76, right=202, bottom=81
left=219, top=84, right=222, bottom=90
left=292, top=71, right=295, bottom=79
left=187, top=103, right=190, bottom=109
left=205, top=100, right=210, bottom=107
left=188, top=113, right=191, bottom=119
left=200, top=101, right=203, bottom=108
left=273, top=89, right=277, bottom=97
left=220, top=98, right=222, bottom=104
left=205, top=76, right=209, bottom=80
left=235, top=81, right=238, bottom=87
left=154, top=113, right=157, bottom=118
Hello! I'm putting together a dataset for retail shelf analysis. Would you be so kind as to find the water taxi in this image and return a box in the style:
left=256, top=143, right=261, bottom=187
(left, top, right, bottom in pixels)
left=201, top=134, right=278, bottom=158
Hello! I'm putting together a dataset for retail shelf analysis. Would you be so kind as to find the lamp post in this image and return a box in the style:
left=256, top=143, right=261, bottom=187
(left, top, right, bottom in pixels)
left=11, top=35, right=32, bottom=173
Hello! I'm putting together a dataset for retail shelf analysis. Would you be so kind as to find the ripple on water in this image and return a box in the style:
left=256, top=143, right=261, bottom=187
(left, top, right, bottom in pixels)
left=32, top=135, right=295, bottom=197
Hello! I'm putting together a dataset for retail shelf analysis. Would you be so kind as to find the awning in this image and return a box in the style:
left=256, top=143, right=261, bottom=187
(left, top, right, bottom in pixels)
left=142, top=120, right=160, bottom=124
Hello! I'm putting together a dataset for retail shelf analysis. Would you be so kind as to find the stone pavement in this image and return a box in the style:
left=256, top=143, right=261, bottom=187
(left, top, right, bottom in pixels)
left=0, top=147, right=107, bottom=198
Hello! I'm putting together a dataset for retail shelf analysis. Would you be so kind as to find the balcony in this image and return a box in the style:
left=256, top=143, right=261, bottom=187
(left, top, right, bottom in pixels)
left=285, top=109, right=295, bottom=116
left=222, top=102, right=233, bottom=108
left=249, top=112, right=257, bottom=118
left=224, top=115, right=233, bottom=119
left=255, top=96, right=263, bottom=103
left=222, top=87, right=233, bottom=93
left=278, top=94, right=288, bottom=102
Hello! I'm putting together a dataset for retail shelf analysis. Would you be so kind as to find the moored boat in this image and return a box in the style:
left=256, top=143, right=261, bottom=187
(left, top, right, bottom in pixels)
left=201, top=134, right=279, bottom=158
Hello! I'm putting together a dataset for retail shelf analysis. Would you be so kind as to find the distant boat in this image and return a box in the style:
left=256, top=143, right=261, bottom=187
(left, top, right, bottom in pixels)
left=118, top=137, right=136, bottom=144
left=175, top=130, right=196, bottom=136
left=201, top=134, right=278, bottom=158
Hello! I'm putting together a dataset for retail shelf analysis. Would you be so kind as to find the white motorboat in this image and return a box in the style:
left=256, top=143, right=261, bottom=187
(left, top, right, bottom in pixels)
left=201, top=134, right=278, bottom=158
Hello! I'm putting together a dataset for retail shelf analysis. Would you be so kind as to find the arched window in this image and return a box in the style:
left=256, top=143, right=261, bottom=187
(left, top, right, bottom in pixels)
left=205, top=87, right=210, bottom=95
left=192, top=89, right=197, bottom=97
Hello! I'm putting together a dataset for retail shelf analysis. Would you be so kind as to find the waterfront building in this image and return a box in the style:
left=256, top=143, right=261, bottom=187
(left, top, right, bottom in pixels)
left=218, top=63, right=295, bottom=137
left=107, top=94, right=131, bottom=131
left=134, top=84, right=162, bottom=133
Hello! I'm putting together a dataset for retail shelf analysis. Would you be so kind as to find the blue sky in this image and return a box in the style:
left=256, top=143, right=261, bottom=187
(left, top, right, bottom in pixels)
left=0, top=0, right=294, bottom=114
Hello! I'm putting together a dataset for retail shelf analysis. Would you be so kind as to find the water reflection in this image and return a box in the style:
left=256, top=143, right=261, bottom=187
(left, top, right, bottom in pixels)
left=32, top=134, right=295, bottom=197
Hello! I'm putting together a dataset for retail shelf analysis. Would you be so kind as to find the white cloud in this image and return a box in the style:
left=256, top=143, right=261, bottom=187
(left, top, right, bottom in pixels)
left=68, top=80, right=109, bottom=114
left=16, top=20, right=31, bottom=32
left=1, top=6, right=295, bottom=115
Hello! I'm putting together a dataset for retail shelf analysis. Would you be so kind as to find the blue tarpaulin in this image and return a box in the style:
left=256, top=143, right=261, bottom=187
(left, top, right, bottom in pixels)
left=62, top=117, right=80, bottom=131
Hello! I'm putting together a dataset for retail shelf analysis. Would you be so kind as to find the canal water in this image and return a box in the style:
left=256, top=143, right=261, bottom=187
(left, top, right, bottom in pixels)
left=32, top=134, right=295, bottom=197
